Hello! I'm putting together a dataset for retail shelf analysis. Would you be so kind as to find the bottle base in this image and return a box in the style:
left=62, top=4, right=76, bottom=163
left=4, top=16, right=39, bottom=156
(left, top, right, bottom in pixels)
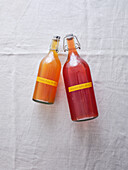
left=73, top=115, right=98, bottom=122
left=32, top=98, right=54, bottom=104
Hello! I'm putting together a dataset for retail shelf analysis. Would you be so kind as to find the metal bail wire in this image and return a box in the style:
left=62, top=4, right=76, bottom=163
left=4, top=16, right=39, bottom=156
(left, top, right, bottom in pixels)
left=63, top=34, right=81, bottom=52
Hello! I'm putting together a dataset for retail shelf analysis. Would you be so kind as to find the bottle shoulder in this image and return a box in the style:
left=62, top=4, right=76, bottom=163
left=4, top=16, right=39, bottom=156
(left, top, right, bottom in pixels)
left=79, top=57, right=89, bottom=68
left=63, top=56, right=89, bottom=69
left=39, top=52, right=61, bottom=68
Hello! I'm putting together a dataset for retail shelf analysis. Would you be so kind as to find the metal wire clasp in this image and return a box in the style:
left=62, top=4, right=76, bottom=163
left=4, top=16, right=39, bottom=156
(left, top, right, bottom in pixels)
left=63, top=34, right=81, bottom=52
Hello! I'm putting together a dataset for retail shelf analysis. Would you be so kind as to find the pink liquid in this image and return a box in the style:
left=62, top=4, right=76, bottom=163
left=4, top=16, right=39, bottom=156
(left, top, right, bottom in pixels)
left=63, top=38, right=98, bottom=121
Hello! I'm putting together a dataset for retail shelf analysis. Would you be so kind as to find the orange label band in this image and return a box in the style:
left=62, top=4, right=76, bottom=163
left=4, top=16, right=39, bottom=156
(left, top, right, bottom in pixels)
left=36, top=77, right=57, bottom=87
left=68, top=82, right=92, bottom=92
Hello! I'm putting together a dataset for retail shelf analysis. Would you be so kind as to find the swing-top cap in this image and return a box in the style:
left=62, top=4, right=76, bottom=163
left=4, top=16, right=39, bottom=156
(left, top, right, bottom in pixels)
left=52, top=36, right=61, bottom=41
left=65, top=34, right=74, bottom=40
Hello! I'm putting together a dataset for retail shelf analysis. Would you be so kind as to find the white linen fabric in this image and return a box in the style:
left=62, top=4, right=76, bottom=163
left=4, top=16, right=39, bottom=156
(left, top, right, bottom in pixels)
left=0, top=0, right=128, bottom=169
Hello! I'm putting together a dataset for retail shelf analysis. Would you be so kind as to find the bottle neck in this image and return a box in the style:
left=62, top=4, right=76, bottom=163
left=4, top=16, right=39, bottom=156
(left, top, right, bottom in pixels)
left=67, top=38, right=79, bottom=59
left=50, top=40, right=59, bottom=53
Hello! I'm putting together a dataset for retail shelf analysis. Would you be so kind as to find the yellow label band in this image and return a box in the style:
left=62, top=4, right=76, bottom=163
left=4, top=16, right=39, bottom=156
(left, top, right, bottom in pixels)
left=36, top=77, right=57, bottom=87
left=68, top=82, right=92, bottom=92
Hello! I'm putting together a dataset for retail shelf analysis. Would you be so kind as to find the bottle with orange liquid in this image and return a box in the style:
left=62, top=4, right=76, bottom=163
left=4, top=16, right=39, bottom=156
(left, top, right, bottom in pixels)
left=63, top=34, right=98, bottom=121
left=33, top=36, right=61, bottom=104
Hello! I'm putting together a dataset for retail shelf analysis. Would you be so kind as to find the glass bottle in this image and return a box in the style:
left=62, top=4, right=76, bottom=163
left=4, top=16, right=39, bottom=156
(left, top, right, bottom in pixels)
left=63, top=34, right=98, bottom=121
left=33, top=36, right=61, bottom=104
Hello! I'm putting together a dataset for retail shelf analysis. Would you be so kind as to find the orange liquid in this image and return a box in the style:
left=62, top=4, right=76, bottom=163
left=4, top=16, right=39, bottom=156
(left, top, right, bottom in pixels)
left=33, top=40, right=61, bottom=104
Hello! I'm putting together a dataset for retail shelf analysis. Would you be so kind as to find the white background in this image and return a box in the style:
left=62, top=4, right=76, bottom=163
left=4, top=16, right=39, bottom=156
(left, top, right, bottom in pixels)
left=0, top=0, right=128, bottom=169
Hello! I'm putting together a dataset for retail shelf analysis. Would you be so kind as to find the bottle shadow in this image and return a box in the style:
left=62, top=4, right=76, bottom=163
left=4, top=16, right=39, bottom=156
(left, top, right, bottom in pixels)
left=70, top=118, right=102, bottom=152
left=32, top=73, right=67, bottom=127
